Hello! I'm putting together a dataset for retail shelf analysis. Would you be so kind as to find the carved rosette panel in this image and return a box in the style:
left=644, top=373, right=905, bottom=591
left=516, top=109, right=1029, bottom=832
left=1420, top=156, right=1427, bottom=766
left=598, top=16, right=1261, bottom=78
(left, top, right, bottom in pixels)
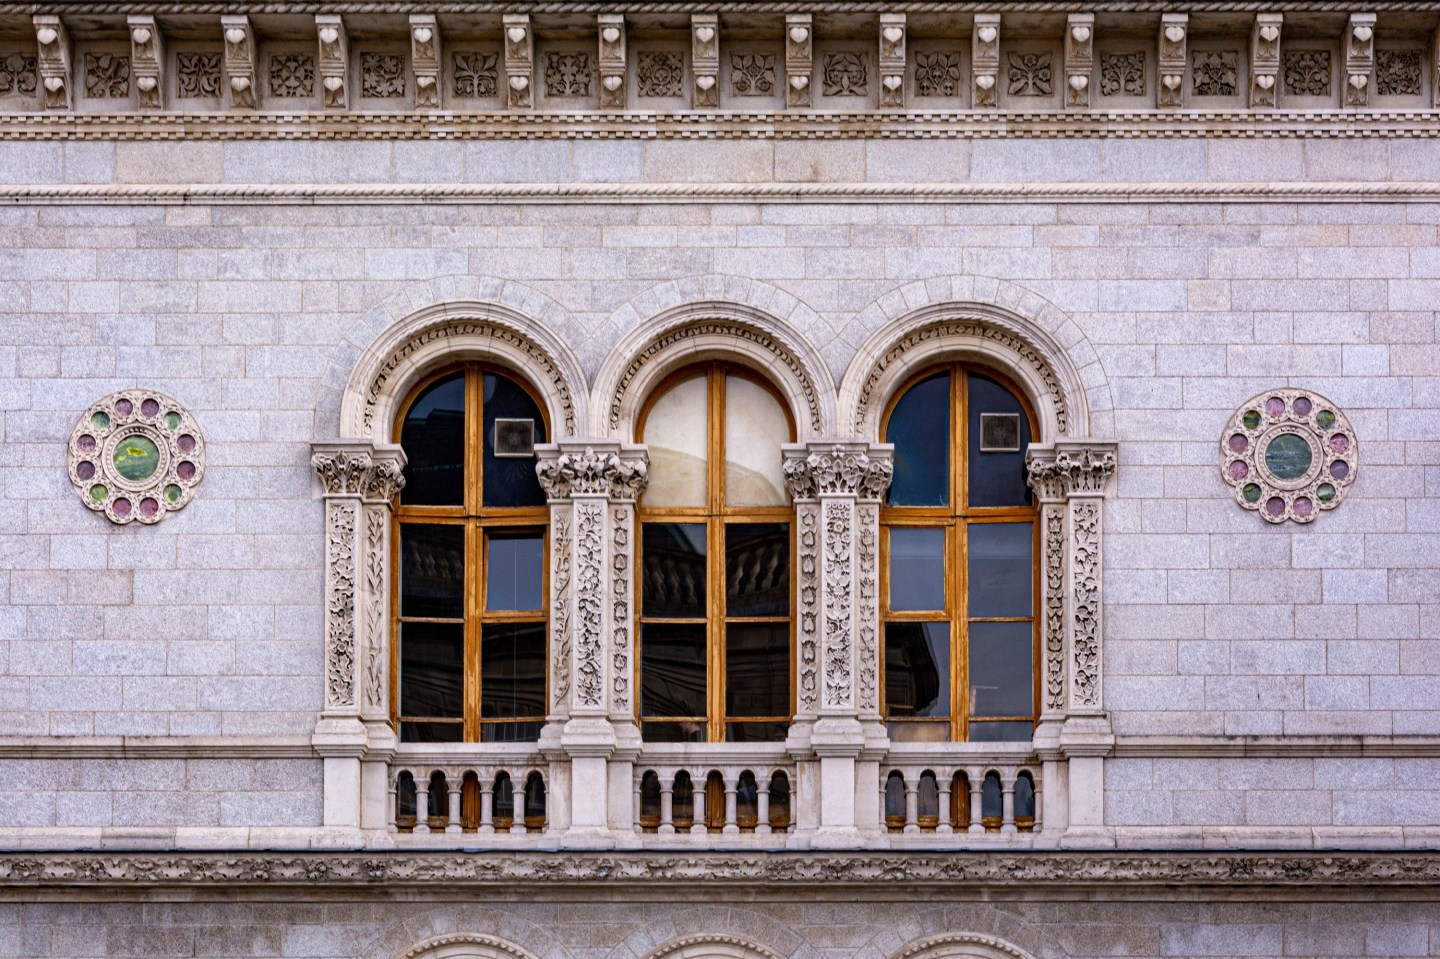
left=855, top=503, right=880, bottom=714
left=1041, top=504, right=1065, bottom=712
left=574, top=501, right=606, bottom=710
left=1069, top=501, right=1100, bottom=709
left=822, top=501, right=854, bottom=708
left=1220, top=388, right=1356, bottom=524
left=69, top=390, right=205, bottom=525
left=325, top=500, right=358, bottom=708
left=611, top=504, right=633, bottom=715
left=795, top=504, right=820, bottom=713
left=550, top=510, right=573, bottom=714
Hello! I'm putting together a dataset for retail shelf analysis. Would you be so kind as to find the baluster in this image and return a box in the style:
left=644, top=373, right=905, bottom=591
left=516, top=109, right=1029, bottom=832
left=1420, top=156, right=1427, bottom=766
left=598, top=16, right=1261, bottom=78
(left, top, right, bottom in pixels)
left=879, top=778, right=888, bottom=830
left=723, top=772, right=739, bottom=835
left=690, top=774, right=707, bottom=834
left=446, top=773, right=461, bottom=835
left=756, top=777, right=771, bottom=836
left=1034, top=775, right=1044, bottom=833
left=510, top=781, right=528, bottom=835
left=1001, top=770, right=1017, bottom=835
left=633, top=777, right=643, bottom=834
left=480, top=777, right=495, bottom=835
left=659, top=771, right=675, bottom=835
left=413, top=771, right=431, bottom=835
left=903, top=774, right=920, bottom=834
left=387, top=775, right=399, bottom=834
left=936, top=774, right=953, bottom=835
left=967, top=767, right=984, bottom=835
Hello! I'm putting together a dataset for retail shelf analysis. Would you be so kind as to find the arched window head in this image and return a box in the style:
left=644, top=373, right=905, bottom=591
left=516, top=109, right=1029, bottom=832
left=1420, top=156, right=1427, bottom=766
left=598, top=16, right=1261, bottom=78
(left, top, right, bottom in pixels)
left=393, top=364, right=549, bottom=744
left=637, top=363, right=796, bottom=743
left=881, top=365, right=1038, bottom=743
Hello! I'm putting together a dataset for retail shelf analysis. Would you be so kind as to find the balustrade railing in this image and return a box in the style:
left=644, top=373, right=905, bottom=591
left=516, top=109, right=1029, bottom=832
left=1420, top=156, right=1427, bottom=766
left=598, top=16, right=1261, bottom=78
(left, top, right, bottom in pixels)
left=880, top=761, right=1040, bottom=836
left=391, top=760, right=549, bottom=836
left=633, top=758, right=795, bottom=837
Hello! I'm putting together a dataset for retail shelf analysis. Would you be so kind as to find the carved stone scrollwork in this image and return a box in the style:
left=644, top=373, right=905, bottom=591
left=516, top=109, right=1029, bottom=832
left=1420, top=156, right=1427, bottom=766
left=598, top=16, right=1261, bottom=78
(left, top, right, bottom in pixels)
left=1026, top=444, right=1116, bottom=500
left=325, top=500, right=358, bottom=709
left=783, top=446, right=894, bottom=501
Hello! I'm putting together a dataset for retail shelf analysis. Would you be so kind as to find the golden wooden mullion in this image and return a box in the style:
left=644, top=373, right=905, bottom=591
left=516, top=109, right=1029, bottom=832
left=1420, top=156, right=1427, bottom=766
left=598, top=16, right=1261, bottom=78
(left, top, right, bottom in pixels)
left=463, top=367, right=483, bottom=742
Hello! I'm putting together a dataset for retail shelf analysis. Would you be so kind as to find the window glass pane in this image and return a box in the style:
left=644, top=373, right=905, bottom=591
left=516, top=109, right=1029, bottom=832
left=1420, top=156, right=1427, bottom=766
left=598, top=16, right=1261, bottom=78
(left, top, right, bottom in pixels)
left=482, top=372, right=547, bottom=508
left=400, top=722, right=463, bottom=743
left=886, top=721, right=950, bottom=742
left=725, top=722, right=789, bottom=743
left=482, top=721, right=543, bottom=743
left=400, top=523, right=464, bottom=619
left=968, top=372, right=1032, bottom=508
left=969, top=721, right=1034, bottom=742
left=884, top=622, right=950, bottom=717
left=642, top=375, right=708, bottom=507
left=725, top=622, right=790, bottom=717
left=640, top=622, right=707, bottom=718
left=886, top=372, right=950, bottom=507
left=486, top=532, right=544, bottom=612
left=399, top=622, right=463, bottom=718
left=969, top=621, right=1033, bottom=717
left=481, top=622, right=546, bottom=719
left=888, top=527, right=946, bottom=612
left=642, top=523, right=706, bottom=618
left=967, top=522, right=1032, bottom=618
left=642, top=722, right=705, bottom=743
left=400, top=372, right=465, bottom=506
left=724, top=374, right=790, bottom=506
left=726, top=523, right=790, bottom=617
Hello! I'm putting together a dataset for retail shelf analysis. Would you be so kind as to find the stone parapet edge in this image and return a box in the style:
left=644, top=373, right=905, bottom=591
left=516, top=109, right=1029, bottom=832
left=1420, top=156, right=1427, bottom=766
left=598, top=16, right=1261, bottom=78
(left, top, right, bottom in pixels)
left=3, top=850, right=1440, bottom=888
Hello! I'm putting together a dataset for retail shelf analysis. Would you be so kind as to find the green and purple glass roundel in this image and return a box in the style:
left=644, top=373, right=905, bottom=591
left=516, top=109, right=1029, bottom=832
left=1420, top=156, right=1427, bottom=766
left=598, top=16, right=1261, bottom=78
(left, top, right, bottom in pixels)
left=68, top=390, right=205, bottom=526
left=1220, top=389, right=1356, bottom=525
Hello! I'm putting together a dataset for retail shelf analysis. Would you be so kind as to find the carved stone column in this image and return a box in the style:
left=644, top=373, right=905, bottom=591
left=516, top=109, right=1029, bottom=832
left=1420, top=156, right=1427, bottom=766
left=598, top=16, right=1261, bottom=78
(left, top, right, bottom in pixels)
left=783, top=441, right=893, bottom=844
left=310, top=440, right=406, bottom=835
left=536, top=442, right=648, bottom=848
left=1026, top=440, right=1117, bottom=846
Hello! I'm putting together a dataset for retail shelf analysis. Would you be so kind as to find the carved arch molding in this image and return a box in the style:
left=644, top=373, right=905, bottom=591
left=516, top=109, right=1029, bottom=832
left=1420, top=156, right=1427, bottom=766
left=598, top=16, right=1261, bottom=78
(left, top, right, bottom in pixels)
left=397, top=934, right=543, bottom=959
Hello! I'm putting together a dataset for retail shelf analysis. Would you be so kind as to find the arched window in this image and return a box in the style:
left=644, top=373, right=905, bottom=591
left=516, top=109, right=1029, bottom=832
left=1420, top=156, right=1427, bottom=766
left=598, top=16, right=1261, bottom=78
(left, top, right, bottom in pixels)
left=881, top=364, right=1038, bottom=742
left=392, top=364, right=549, bottom=743
left=637, top=362, right=795, bottom=743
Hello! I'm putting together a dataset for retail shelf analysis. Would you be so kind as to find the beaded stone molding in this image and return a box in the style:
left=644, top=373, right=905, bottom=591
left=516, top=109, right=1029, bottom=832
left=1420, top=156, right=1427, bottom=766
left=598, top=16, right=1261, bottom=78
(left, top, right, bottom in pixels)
left=1220, top=388, right=1355, bottom=524
left=68, top=389, right=205, bottom=524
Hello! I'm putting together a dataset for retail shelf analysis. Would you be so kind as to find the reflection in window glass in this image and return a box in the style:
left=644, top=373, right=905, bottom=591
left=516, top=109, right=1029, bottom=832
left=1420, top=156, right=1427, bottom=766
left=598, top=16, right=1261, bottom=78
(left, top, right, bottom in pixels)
left=886, top=372, right=950, bottom=507
left=968, top=373, right=1032, bottom=508
left=640, top=623, right=707, bottom=717
left=967, top=522, right=1032, bottom=618
left=725, top=622, right=790, bottom=717
left=726, top=523, right=790, bottom=617
left=482, top=372, right=547, bottom=508
left=400, top=523, right=464, bottom=619
left=969, top=721, right=1035, bottom=742
left=481, top=622, right=546, bottom=718
left=401, top=373, right=465, bottom=505
left=642, top=523, right=707, bottom=618
left=643, top=375, right=708, bottom=507
left=400, top=622, right=464, bottom=718
left=884, top=622, right=950, bottom=717
left=889, top=528, right=945, bottom=611
left=969, top=621, right=1033, bottom=717
left=724, top=375, right=790, bottom=506
left=486, top=533, right=544, bottom=611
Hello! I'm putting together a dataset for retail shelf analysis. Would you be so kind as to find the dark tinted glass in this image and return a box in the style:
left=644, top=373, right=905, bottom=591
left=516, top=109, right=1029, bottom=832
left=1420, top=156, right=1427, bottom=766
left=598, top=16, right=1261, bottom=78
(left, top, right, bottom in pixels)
left=400, top=722, right=463, bottom=743
left=400, top=523, right=464, bottom=619
left=725, top=622, right=790, bottom=717
left=886, top=372, right=950, bottom=507
left=642, top=722, right=705, bottom=743
left=482, top=372, right=547, bottom=508
left=982, top=773, right=1003, bottom=817
left=486, top=532, right=544, bottom=611
left=481, top=622, right=546, bottom=718
left=967, top=522, right=1032, bottom=618
left=1015, top=774, right=1035, bottom=818
left=726, top=523, right=790, bottom=617
left=970, top=720, right=1034, bottom=742
left=642, top=523, right=706, bottom=618
left=884, top=621, right=950, bottom=717
left=968, top=621, right=1033, bottom=717
left=640, top=622, right=707, bottom=717
left=889, top=527, right=945, bottom=611
left=399, top=621, right=463, bottom=718
left=483, top=721, right=543, bottom=743
left=725, top=722, right=789, bottom=743
left=401, top=372, right=465, bottom=505
left=968, top=373, right=1032, bottom=507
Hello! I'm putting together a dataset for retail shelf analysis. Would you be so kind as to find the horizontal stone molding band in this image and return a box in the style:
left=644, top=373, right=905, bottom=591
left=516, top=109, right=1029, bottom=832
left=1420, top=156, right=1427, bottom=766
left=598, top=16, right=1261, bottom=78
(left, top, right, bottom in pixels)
left=0, top=736, right=314, bottom=759
left=6, top=180, right=1440, bottom=206
left=3, top=111, right=1439, bottom=140
left=4, top=851, right=1440, bottom=888
left=9, top=2, right=1440, bottom=13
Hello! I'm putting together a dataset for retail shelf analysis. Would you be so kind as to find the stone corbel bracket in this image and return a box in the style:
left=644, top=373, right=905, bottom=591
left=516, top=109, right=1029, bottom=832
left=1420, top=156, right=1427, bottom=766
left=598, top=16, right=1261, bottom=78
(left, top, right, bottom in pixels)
left=972, top=13, right=999, bottom=108
left=410, top=15, right=440, bottom=109
left=1250, top=13, right=1281, bottom=108
left=1064, top=13, right=1093, bottom=109
left=786, top=13, right=812, bottom=109
left=221, top=15, right=258, bottom=109
left=691, top=13, right=719, bottom=109
left=33, top=15, right=71, bottom=111
left=503, top=14, right=533, bottom=109
left=1345, top=13, right=1376, bottom=108
left=316, top=15, right=349, bottom=110
left=128, top=15, right=163, bottom=110
left=878, top=13, right=905, bottom=109
left=598, top=14, right=626, bottom=109
left=1157, top=13, right=1187, bottom=108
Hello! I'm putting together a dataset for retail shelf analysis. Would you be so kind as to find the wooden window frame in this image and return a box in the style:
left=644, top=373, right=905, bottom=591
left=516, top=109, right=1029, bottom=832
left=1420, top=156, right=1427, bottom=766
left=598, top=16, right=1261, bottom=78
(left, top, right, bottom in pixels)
left=635, top=361, right=798, bottom=743
left=879, top=363, right=1041, bottom=742
left=390, top=363, right=551, bottom=743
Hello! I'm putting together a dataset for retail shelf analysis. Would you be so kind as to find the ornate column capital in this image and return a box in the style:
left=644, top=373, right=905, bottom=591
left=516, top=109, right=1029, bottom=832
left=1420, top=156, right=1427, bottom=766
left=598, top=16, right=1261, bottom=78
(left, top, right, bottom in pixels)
left=311, top=441, right=407, bottom=504
left=536, top=442, right=649, bottom=502
left=782, top=441, right=895, bottom=502
left=1026, top=441, right=1118, bottom=501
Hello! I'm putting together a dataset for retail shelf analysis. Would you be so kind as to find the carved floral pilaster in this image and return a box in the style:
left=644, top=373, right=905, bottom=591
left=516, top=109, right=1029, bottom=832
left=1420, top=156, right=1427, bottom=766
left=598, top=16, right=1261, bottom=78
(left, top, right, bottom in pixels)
left=312, top=442, right=407, bottom=719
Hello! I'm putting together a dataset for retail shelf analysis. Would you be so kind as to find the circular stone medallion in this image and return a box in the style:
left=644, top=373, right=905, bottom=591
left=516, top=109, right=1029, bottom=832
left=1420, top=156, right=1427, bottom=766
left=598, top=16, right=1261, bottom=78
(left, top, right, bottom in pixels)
left=68, top=390, right=206, bottom=525
left=1219, top=388, right=1356, bottom=525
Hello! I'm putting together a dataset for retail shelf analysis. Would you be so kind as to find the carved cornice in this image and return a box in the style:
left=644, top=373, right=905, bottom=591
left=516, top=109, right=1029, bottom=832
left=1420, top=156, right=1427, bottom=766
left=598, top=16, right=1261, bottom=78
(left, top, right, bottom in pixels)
left=536, top=444, right=649, bottom=502
left=783, top=444, right=894, bottom=501
left=1026, top=442, right=1117, bottom=500
left=311, top=443, right=407, bottom=501
left=4, top=851, right=1440, bottom=888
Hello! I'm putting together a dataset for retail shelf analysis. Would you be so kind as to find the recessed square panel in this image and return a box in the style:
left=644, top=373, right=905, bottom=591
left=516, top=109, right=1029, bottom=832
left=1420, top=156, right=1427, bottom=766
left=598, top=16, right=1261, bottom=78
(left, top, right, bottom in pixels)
left=493, top=418, right=535, bottom=458
left=979, top=413, right=1021, bottom=452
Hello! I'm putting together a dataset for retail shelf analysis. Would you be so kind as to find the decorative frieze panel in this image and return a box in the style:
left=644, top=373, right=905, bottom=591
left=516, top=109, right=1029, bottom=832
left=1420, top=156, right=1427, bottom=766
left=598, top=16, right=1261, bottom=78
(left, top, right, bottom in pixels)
left=1376, top=49, right=1422, bottom=96
left=0, top=52, right=36, bottom=98
left=268, top=53, right=313, bottom=99
left=176, top=52, right=221, bottom=100
left=1285, top=49, right=1332, bottom=97
left=1099, top=52, right=1144, bottom=98
left=84, top=51, right=130, bottom=99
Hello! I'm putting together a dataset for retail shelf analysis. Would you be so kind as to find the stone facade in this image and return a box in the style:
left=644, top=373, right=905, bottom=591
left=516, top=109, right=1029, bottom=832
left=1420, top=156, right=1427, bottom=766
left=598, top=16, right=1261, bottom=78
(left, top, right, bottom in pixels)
left=3, top=2, right=1440, bottom=957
